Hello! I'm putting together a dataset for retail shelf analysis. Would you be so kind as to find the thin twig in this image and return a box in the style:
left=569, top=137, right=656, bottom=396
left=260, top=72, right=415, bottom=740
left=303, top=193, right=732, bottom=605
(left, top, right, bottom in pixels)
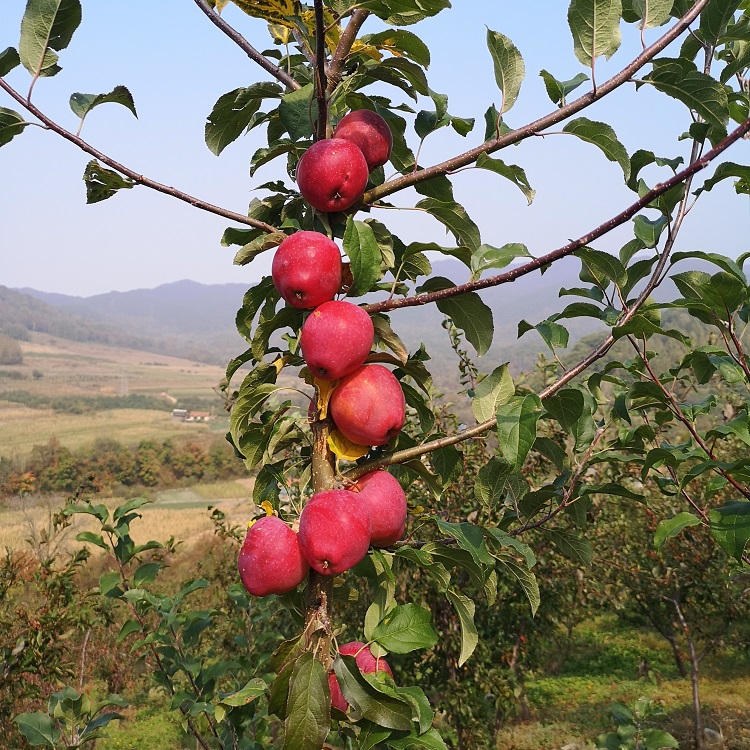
left=192, top=0, right=301, bottom=90
left=326, top=9, right=370, bottom=94
left=364, top=114, right=750, bottom=315
left=313, top=0, right=328, bottom=140
left=0, top=78, right=279, bottom=234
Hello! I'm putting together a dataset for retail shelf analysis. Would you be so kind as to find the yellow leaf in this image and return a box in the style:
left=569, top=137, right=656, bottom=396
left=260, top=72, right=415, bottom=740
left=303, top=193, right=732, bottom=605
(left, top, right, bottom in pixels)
left=328, top=431, right=369, bottom=462
left=314, top=377, right=337, bottom=420
left=268, top=22, right=291, bottom=45
left=301, top=9, right=340, bottom=54
left=230, top=0, right=299, bottom=28
left=260, top=501, right=275, bottom=517
left=350, top=40, right=383, bottom=62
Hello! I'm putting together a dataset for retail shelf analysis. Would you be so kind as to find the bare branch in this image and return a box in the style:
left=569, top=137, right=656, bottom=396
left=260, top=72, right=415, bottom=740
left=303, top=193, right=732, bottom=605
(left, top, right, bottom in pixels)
left=314, top=0, right=328, bottom=139
left=364, top=114, right=750, bottom=316
left=192, top=0, right=301, bottom=91
left=0, top=78, right=279, bottom=234
left=326, top=9, right=370, bottom=94
left=362, top=0, right=710, bottom=203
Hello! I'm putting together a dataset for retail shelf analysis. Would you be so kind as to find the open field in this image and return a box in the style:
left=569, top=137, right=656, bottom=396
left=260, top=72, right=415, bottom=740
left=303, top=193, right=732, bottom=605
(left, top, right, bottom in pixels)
left=0, top=334, right=233, bottom=460
left=0, top=479, right=256, bottom=554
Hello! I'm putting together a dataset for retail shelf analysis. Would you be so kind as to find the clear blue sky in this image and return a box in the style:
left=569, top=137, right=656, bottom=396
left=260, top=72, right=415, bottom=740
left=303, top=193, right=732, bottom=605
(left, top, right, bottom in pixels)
left=1, top=1, right=748, bottom=296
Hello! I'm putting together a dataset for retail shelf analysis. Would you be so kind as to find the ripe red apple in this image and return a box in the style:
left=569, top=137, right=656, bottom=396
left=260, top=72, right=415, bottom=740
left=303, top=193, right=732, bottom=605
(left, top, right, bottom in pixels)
left=329, top=364, right=405, bottom=446
left=296, top=138, right=369, bottom=213
left=300, top=300, right=374, bottom=381
left=298, top=489, right=372, bottom=575
left=272, top=231, right=342, bottom=309
left=329, top=641, right=394, bottom=713
left=354, top=470, right=407, bottom=547
left=237, top=516, right=309, bottom=597
left=333, top=110, right=393, bottom=172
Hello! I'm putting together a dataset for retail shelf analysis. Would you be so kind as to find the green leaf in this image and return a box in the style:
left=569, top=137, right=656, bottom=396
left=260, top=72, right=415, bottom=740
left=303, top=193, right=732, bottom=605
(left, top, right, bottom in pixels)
left=545, top=388, right=595, bottom=452
left=283, top=653, right=330, bottom=750
left=365, top=30, right=431, bottom=68
left=486, top=29, right=525, bottom=114
left=699, top=0, right=743, bottom=45
left=0, top=107, right=27, bottom=147
left=645, top=58, right=729, bottom=128
left=475, top=457, right=512, bottom=509
left=133, top=562, right=163, bottom=588
left=219, top=678, right=267, bottom=707
left=633, top=214, right=669, bottom=247
left=696, top=162, right=750, bottom=196
left=116, top=619, right=141, bottom=643
left=69, top=85, right=137, bottom=123
left=641, top=729, right=679, bottom=749
left=654, top=512, right=702, bottom=549
left=496, top=555, right=540, bottom=615
left=19, top=0, right=82, bottom=77
left=99, top=571, right=123, bottom=598
left=418, top=276, right=494, bottom=356
left=82, top=159, right=135, bottom=204
left=539, top=69, right=589, bottom=106
left=415, top=198, right=481, bottom=251
left=0, top=47, right=21, bottom=77
left=279, top=83, right=317, bottom=141
left=371, top=604, right=438, bottom=654
left=205, top=83, right=282, bottom=156
left=518, top=319, right=570, bottom=352
left=568, top=0, right=622, bottom=68
left=333, top=656, right=413, bottom=730
left=358, top=0, right=451, bottom=27
left=470, top=242, right=533, bottom=280
left=388, top=728, right=448, bottom=750
left=495, top=394, right=543, bottom=470
left=709, top=500, right=750, bottom=561
left=563, top=118, right=630, bottom=180
left=543, top=529, right=593, bottom=566
left=13, top=712, right=61, bottom=747
left=475, top=155, right=536, bottom=204
left=577, top=247, right=628, bottom=289
left=75, top=531, right=109, bottom=551
left=627, top=0, right=674, bottom=28
left=344, top=218, right=384, bottom=297
left=472, top=364, right=514, bottom=423
left=446, top=590, right=477, bottom=666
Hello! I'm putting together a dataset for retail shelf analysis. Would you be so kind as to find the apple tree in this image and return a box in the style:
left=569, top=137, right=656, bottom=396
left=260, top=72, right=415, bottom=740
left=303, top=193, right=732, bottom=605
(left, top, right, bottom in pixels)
left=2, top=1, right=750, bottom=748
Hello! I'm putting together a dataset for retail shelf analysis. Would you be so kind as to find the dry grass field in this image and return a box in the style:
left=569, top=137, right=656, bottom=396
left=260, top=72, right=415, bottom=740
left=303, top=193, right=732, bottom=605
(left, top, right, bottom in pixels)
left=0, top=479, right=257, bottom=556
left=0, top=334, right=232, bottom=460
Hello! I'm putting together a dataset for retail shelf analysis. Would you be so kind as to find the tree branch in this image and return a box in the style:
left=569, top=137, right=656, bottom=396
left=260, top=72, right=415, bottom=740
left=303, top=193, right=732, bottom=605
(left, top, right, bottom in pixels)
left=364, top=114, right=750, bottom=316
left=192, top=0, right=301, bottom=91
left=326, top=9, right=370, bottom=95
left=314, top=0, right=328, bottom=139
left=362, top=0, right=710, bottom=204
left=346, top=114, right=750, bottom=479
left=0, top=78, right=279, bottom=234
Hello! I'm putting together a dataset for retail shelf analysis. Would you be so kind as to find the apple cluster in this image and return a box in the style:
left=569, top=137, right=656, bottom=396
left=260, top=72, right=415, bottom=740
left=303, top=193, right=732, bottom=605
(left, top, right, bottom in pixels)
left=237, top=469, right=407, bottom=596
left=238, top=110, right=409, bottom=600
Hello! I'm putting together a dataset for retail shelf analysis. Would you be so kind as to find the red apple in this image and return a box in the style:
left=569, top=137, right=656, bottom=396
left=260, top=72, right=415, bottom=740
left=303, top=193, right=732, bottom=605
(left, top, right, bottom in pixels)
left=333, top=110, right=393, bottom=172
left=354, top=470, right=407, bottom=547
left=296, top=138, right=369, bottom=213
left=300, top=300, right=374, bottom=381
left=272, top=231, right=342, bottom=309
left=329, top=364, right=405, bottom=446
left=237, top=516, right=309, bottom=597
left=329, top=641, right=393, bottom=712
left=298, top=489, right=372, bottom=575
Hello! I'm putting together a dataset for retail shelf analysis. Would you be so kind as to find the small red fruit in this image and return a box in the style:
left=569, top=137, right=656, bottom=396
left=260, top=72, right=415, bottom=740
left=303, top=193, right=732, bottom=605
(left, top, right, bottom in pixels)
left=298, top=490, right=372, bottom=575
left=329, top=641, right=394, bottom=713
left=237, top=516, right=309, bottom=597
left=296, top=138, right=369, bottom=213
left=272, top=231, right=342, bottom=309
left=329, top=364, right=405, bottom=446
left=354, top=470, right=407, bottom=547
left=300, top=300, right=374, bottom=381
left=333, top=110, right=393, bottom=172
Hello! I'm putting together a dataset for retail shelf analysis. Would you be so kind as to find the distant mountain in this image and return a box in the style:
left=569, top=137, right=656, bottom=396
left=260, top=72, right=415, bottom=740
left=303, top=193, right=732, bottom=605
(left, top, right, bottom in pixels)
left=9, top=252, right=692, bottom=371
